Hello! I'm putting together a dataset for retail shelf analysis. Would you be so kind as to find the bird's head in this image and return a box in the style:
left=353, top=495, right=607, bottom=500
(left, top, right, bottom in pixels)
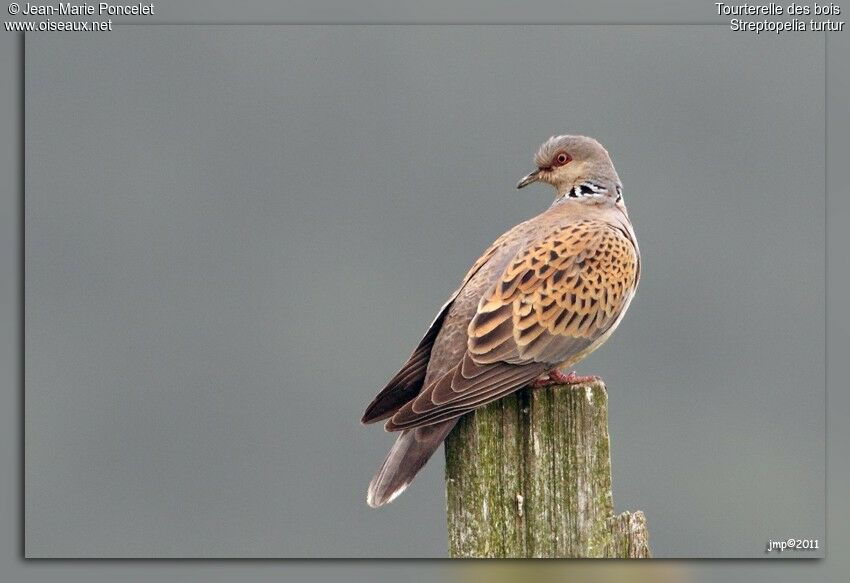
left=517, top=135, right=622, bottom=203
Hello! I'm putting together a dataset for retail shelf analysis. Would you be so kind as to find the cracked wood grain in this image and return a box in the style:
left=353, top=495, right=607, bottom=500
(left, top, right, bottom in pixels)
left=445, top=380, right=650, bottom=558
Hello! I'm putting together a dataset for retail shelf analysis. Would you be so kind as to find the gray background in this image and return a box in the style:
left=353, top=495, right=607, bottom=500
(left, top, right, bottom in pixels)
left=3, top=1, right=848, bottom=582
left=23, top=26, right=825, bottom=559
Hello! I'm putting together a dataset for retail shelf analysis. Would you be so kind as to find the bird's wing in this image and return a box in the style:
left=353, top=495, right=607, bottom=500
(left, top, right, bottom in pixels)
left=385, top=219, right=638, bottom=431
left=361, top=240, right=504, bottom=424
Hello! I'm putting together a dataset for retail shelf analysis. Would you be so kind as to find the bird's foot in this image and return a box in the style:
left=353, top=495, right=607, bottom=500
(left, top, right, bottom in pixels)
left=532, top=369, right=601, bottom=388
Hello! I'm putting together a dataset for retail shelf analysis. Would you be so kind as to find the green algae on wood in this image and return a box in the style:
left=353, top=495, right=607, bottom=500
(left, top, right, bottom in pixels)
left=444, top=380, right=651, bottom=558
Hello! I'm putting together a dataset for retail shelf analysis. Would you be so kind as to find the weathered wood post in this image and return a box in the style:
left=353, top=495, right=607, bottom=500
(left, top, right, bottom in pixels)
left=444, top=379, right=650, bottom=558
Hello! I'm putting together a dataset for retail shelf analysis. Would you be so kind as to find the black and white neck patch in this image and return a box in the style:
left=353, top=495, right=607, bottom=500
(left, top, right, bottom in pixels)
left=563, top=181, right=623, bottom=203
left=566, top=181, right=608, bottom=199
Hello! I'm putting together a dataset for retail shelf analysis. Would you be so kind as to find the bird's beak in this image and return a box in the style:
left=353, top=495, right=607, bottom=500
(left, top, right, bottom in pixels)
left=516, top=169, right=542, bottom=189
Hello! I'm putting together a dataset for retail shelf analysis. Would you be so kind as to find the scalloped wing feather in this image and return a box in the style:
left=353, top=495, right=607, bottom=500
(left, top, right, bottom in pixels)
left=385, top=219, right=638, bottom=431
left=469, top=219, right=638, bottom=365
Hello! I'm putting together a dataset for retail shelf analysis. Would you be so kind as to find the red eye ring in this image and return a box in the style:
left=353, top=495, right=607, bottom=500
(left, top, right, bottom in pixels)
left=554, top=152, right=571, bottom=166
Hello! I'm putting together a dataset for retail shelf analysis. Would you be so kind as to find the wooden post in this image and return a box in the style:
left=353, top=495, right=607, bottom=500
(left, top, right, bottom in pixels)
left=444, top=379, right=650, bottom=558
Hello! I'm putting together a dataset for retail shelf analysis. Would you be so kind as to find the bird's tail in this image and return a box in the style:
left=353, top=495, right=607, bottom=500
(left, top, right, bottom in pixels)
left=366, top=419, right=458, bottom=508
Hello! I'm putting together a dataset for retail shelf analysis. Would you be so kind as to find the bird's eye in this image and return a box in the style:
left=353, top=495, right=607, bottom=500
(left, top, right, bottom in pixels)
left=554, top=152, right=571, bottom=166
